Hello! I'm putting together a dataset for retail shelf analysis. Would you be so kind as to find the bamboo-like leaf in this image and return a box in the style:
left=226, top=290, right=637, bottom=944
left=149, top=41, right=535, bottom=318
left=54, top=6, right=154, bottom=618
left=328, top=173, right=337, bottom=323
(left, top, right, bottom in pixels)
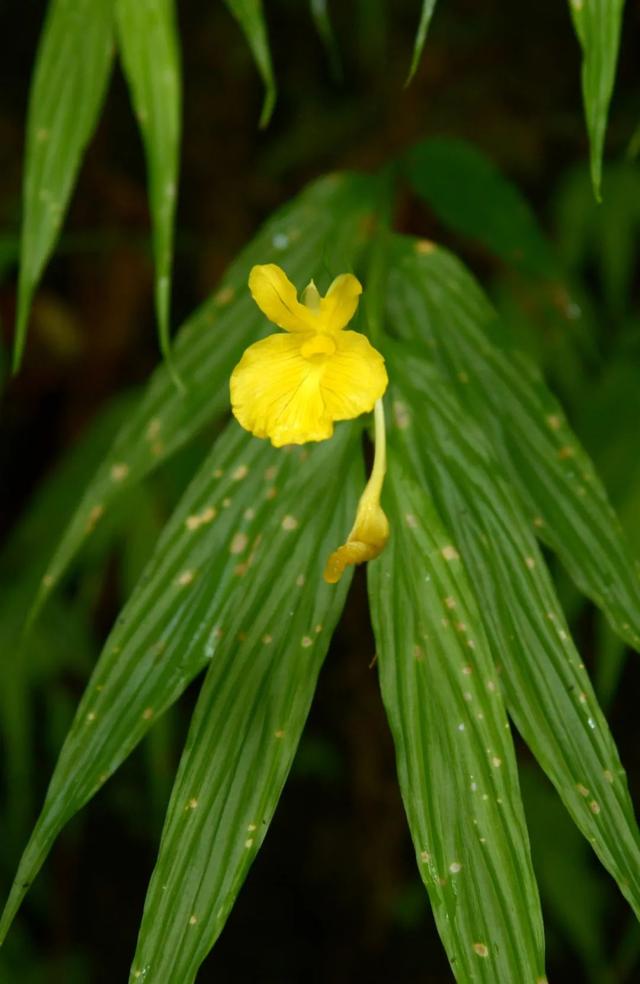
left=519, top=765, right=608, bottom=976
left=568, top=0, right=625, bottom=200
left=130, top=440, right=359, bottom=982
left=115, top=0, right=182, bottom=373
left=12, top=0, right=115, bottom=372
left=406, top=138, right=557, bottom=277
left=369, top=456, right=546, bottom=983
left=388, top=237, right=640, bottom=652
left=406, top=1, right=438, bottom=84
left=310, top=0, right=341, bottom=79
left=387, top=341, right=640, bottom=918
left=0, top=420, right=360, bottom=944
left=224, top=0, right=276, bottom=127
left=34, top=173, right=378, bottom=612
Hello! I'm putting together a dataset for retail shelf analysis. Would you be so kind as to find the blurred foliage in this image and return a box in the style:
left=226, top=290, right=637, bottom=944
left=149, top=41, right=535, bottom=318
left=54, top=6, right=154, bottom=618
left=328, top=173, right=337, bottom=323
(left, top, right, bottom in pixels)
left=0, top=0, right=639, bottom=981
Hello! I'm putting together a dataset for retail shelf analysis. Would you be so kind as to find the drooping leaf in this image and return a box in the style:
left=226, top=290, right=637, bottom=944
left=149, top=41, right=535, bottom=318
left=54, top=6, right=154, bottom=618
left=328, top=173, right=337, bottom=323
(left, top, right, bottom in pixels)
left=115, top=0, right=182, bottom=375
left=1, top=392, right=137, bottom=583
left=0, top=420, right=360, bottom=945
left=310, top=0, right=341, bottom=79
left=34, top=173, right=379, bottom=612
left=12, top=0, right=115, bottom=372
left=554, top=162, right=640, bottom=318
left=386, top=341, right=640, bottom=918
left=130, top=437, right=359, bottom=982
left=369, top=455, right=546, bottom=983
left=520, top=764, right=608, bottom=978
left=568, top=0, right=626, bottom=200
left=406, top=1, right=439, bottom=84
left=406, top=138, right=557, bottom=278
left=224, top=0, right=276, bottom=126
left=388, top=236, right=640, bottom=653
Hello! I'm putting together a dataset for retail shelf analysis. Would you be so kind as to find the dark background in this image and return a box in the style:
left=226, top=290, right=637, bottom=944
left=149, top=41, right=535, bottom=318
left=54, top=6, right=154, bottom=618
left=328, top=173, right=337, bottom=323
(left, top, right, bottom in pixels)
left=1, top=1, right=640, bottom=981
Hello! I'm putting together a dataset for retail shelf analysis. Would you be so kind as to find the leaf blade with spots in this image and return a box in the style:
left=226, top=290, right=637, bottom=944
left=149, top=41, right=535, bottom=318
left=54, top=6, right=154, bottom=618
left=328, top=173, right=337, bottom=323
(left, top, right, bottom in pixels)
left=369, top=456, right=546, bottom=983
left=12, top=0, right=115, bottom=372
left=115, top=0, right=182, bottom=375
left=388, top=343, right=640, bottom=920
left=129, top=440, right=359, bottom=981
left=0, top=421, right=360, bottom=945
left=34, top=173, right=378, bottom=614
left=388, top=236, right=640, bottom=653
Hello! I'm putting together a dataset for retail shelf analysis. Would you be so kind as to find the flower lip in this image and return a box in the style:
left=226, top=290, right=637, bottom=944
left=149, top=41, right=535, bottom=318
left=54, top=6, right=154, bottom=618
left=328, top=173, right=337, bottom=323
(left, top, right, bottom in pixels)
left=231, top=264, right=387, bottom=448
left=300, top=334, right=337, bottom=359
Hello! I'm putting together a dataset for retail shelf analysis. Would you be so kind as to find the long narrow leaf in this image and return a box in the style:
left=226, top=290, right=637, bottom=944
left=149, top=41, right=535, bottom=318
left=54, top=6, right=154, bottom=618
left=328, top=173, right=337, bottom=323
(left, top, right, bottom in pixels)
left=224, top=0, right=276, bottom=126
left=406, top=1, right=438, bottom=84
left=369, top=457, right=546, bottom=982
left=13, top=0, right=115, bottom=372
left=388, top=236, right=640, bottom=652
left=310, top=0, right=341, bottom=79
left=0, top=420, right=359, bottom=943
left=115, top=0, right=182, bottom=372
left=34, top=173, right=378, bottom=612
left=130, top=439, right=359, bottom=981
left=568, top=0, right=625, bottom=200
left=388, top=341, right=640, bottom=917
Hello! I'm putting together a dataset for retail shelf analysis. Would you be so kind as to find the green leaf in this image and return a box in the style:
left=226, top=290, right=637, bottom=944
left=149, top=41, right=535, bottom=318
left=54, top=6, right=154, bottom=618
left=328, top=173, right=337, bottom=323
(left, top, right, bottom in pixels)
left=388, top=236, right=640, bottom=653
left=520, top=764, right=608, bottom=977
left=406, top=138, right=557, bottom=278
left=369, top=455, right=546, bottom=983
left=12, top=0, right=115, bottom=372
left=554, top=162, right=640, bottom=318
left=386, top=340, right=640, bottom=919
left=406, top=1, right=438, bottom=84
left=224, top=0, right=276, bottom=127
left=33, top=173, right=378, bottom=612
left=568, top=0, right=625, bottom=200
left=130, top=441, right=359, bottom=981
left=310, top=0, right=341, bottom=80
left=1, top=392, right=136, bottom=581
left=115, top=0, right=182, bottom=376
left=0, top=420, right=360, bottom=945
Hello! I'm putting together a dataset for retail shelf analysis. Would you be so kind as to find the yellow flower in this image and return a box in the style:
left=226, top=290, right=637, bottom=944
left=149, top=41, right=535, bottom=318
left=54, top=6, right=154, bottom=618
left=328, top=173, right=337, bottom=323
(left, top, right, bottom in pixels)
left=230, top=264, right=388, bottom=447
left=324, top=399, right=389, bottom=583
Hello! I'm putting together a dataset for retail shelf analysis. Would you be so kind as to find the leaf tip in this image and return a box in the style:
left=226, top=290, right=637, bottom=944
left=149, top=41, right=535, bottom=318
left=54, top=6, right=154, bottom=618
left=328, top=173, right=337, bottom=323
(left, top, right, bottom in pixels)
left=258, top=83, right=277, bottom=129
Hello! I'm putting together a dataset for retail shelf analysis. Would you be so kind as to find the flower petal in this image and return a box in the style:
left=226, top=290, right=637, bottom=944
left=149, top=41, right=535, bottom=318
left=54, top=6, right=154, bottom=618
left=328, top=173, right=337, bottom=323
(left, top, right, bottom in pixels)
left=324, top=540, right=379, bottom=584
left=320, top=273, right=362, bottom=331
left=249, top=264, right=317, bottom=333
left=324, top=469, right=390, bottom=584
left=319, top=330, right=388, bottom=420
left=230, top=333, right=333, bottom=447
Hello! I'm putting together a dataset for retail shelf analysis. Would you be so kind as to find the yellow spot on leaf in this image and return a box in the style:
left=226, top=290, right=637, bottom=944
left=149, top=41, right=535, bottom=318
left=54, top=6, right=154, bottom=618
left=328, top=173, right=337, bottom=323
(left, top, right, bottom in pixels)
left=215, top=285, right=235, bottom=306
left=441, top=545, right=459, bottom=561
left=85, top=505, right=105, bottom=534
left=110, top=463, right=129, bottom=482
left=230, top=532, right=249, bottom=555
